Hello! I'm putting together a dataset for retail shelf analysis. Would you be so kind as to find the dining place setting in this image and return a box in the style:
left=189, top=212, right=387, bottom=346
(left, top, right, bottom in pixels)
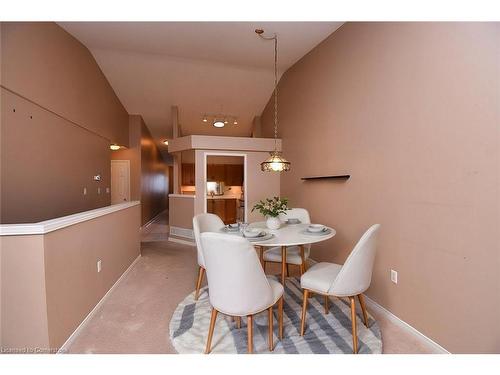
left=169, top=196, right=381, bottom=355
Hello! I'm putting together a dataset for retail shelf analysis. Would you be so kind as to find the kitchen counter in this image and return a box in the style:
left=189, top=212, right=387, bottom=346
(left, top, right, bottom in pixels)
left=206, top=195, right=241, bottom=200
left=169, top=193, right=242, bottom=200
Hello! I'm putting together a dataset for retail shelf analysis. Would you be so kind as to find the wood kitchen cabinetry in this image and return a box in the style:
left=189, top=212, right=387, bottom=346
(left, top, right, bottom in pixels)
left=183, top=163, right=243, bottom=186
left=207, top=164, right=226, bottom=181
left=207, top=198, right=237, bottom=224
left=224, top=164, right=244, bottom=186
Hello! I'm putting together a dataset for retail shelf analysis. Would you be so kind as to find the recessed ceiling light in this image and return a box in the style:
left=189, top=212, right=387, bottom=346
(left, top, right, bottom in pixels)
left=213, top=120, right=225, bottom=128
left=202, top=117, right=208, bottom=122
left=233, top=120, right=238, bottom=125
left=163, top=140, right=169, bottom=145
left=110, top=144, right=120, bottom=151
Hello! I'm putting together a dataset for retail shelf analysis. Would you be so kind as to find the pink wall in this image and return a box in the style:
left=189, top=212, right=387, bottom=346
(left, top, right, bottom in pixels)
left=1, top=22, right=129, bottom=223
left=261, top=22, right=500, bottom=353
left=1, top=22, right=128, bottom=145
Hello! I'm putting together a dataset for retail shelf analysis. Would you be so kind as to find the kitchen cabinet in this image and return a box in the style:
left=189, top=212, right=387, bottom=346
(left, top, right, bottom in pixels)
left=206, top=164, right=243, bottom=185
left=207, top=164, right=226, bottom=181
left=207, top=198, right=237, bottom=225
left=225, top=164, right=244, bottom=186
left=224, top=199, right=237, bottom=224
left=181, top=163, right=195, bottom=185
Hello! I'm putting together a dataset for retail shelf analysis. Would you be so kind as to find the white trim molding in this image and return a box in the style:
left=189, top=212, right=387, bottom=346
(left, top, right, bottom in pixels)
left=169, top=226, right=195, bottom=247
left=57, top=254, right=142, bottom=353
left=169, top=226, right=194, bottom=239
left=142, top=209, right=167, bottom=229
left=0, top=201, right=140, bottom=236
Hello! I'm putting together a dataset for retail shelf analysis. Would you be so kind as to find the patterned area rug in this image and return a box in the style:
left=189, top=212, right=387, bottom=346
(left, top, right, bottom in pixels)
left=169, top=276, right=382, bottom=354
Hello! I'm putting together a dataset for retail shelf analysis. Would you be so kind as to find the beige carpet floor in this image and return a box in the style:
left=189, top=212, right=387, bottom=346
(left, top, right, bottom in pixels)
left=64, top=212, right=441, bottom=354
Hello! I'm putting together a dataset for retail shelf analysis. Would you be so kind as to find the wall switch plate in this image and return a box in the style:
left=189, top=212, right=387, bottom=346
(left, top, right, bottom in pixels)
left=106, top=187, right=110, bottom=194
left=97, top=187, right=101, bottom=194
left=83, top=187, right=87, bottom=195
left=97, top=259, right=102, bottom=273
left=391, top=269, right=398, bottom=284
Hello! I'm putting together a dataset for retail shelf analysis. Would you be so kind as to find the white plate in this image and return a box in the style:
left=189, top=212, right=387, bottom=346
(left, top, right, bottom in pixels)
left=301, top=228, right=332, bottom=236
left=243, top=230, right=265, bottom=238
left=246, top=233, right=274, bottom=242
left=307, top=224, right=326, bottom=233
left=222, top=227, right=239, bottom=233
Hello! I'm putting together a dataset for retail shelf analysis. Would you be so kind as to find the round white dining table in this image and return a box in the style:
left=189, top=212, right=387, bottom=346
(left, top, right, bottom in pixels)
left=248, top=222, right=336, bottom=286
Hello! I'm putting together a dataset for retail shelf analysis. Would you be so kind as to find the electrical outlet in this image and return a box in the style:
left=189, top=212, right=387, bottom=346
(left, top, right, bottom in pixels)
left=391, top=269, right=398, bottom=284
left=97, top=259, right=102, bottom=273
left=83, top=187, right=87, bottom=195
left=106, top=187, right=110, bottom=194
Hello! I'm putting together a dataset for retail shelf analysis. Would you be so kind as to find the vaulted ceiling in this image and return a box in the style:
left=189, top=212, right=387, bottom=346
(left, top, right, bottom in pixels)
left=58, top=22, right=343, bottom=159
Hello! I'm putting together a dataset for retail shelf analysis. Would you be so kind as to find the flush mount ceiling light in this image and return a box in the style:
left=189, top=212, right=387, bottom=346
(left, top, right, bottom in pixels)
left=213, top=120, right=225, bottom=128
left=256, top=29, right=291, bottom=172
left=163, top=140, right=169, bottom=145
left=201, top=113, right=238, bottom=128
left=110, top=144, right=121, bottom=151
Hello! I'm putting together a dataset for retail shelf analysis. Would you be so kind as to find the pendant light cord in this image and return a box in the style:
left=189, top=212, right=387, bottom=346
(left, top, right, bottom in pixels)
left=273, top=34, right=278, bottom=151
left=257, top=30, right=279, bottom=151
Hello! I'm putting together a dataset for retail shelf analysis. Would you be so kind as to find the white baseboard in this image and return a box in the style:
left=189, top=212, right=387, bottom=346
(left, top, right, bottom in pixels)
left=169, top=225, right=194, bottom=239
left=57, top=254, right=142, bottom=353
left=168, top=237, right=196, bottom=247
left=141, top=209, right=167, bottom=230
left=363, top=295, right=450, bottom=354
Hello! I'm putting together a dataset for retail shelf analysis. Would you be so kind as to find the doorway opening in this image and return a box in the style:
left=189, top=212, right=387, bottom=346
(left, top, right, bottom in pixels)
left=204, top=153, right=246, bottom=224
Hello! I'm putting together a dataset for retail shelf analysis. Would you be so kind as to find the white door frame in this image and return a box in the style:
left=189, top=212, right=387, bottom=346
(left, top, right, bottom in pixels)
left=203, top=152, right=247, bottom=223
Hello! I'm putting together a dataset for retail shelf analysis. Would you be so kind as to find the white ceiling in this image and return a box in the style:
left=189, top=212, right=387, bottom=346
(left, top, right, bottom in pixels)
left=58, top=22, right=343, bottom=158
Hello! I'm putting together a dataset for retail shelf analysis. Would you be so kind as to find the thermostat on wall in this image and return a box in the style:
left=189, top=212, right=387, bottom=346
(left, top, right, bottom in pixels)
left=93, top=175, right=101, bottom=181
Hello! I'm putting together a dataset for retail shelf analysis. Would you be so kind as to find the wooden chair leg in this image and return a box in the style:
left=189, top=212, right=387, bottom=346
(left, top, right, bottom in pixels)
left=278, top=296, right=283, bottom=340
left=324, top=295, right=329, bottom=314
left=300, top=289, right=309, bottom=336
left=349, top=296, right=358, bottom=354
left=268, top=306, right=274, bottom=351
left=258, top=246, right=264, bottom=267
left=205, top=308, right=218, bottom=354
left=286, top=263, right=290, bottom=277
left=358, top=294, right=369, bottom=327
left=263, top=261, right=267, bottom=273
left=195, top=266, right=205, bottom=301
left=281, top=246, right=287, bottom=286
left=299, top=245, right=306, bottom=274
left=236, top=316, right=241, bottom=329
left=247, top=315, right=254, bottom=354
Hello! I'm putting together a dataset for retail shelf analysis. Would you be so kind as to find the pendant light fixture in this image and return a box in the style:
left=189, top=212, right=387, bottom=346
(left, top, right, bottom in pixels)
left=256, top=29, right=291, bottom=172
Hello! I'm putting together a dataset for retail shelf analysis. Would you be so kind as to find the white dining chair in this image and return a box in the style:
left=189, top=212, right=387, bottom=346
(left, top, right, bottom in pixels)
left=201, top=232, right=284, bottom=354
left=262, top=208, right=311, bottom=275
left=299, top=224, right=380, bottom=353
left=192, top=213, right=225, bottom=300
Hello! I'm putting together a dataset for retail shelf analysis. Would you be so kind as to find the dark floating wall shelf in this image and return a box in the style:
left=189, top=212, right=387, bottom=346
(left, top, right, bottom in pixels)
left=301, top=175, right=350, bottom=181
